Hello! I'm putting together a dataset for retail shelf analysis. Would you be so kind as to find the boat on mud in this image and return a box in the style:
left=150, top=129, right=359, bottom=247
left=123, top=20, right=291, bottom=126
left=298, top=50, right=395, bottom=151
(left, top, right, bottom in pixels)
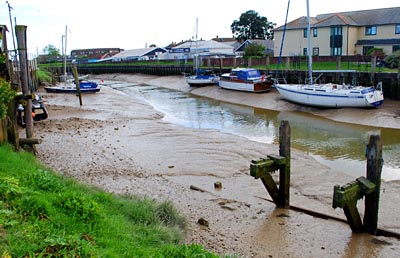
left=218, top=67, right=273, bottom=93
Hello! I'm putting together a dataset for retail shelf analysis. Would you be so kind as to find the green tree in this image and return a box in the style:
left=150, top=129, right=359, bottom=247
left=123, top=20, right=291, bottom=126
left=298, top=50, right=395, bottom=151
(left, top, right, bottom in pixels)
left=231, top=10, right=276, bottom=41
left=384, top=50, right=400, bottom=68
left=243, top=43, right=265, bottom=57
left=43, top=44, right=60, bottom=56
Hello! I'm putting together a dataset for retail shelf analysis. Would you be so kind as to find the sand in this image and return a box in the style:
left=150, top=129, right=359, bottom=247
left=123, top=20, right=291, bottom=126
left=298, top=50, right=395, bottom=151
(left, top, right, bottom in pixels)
left=31, top=74, right=400, bottom=258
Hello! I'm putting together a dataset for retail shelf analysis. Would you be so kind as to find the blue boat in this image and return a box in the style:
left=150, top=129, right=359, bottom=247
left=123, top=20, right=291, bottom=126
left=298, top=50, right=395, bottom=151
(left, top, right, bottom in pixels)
left=44, top=81, right=101, bottom=93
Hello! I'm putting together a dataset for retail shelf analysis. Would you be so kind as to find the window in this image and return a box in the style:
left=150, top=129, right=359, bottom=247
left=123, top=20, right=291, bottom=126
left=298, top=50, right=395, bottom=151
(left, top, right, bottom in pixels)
left=365, top=26, right=377, bottom=35
left=313, top=28, right=318, bottom=37
left=363, top=46, right=374, bottom=55
left=331, top=47, right=342, bottom=56
left=396, top=24, right=400, bottom=34
left=393, top=45, right=400, bottom=52
left=303, top=29, right=308, bottom=38
left=313, top=47, right=319, bottom=56
left=330, top=26, right=342, bottom=56
left=303, top=48, right=307, bottom=56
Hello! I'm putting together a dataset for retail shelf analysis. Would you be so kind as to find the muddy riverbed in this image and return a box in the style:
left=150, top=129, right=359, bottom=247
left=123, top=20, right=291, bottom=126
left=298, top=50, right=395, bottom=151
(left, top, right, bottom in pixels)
left=33, top=74, right=400, bottom=257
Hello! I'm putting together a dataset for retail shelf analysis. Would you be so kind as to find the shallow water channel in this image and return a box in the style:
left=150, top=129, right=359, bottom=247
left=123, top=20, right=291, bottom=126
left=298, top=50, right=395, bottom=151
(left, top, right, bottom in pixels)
left=113, top=83, right=400, bottom=181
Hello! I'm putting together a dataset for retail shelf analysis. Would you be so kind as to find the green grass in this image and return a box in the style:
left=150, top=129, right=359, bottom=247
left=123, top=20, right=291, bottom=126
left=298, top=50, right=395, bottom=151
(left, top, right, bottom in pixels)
left=36, top=69, right=54, bottom=84
left=0, top=144, right=220, bottom=257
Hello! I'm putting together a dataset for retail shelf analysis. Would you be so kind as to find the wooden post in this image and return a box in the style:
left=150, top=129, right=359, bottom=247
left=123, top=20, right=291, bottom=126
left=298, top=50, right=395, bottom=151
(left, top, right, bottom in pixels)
left=371, top=56, right=376, bottom=83
left=250, top=120, right=291, bottom=208
left=266, top=56, right=270, bottom=73
left=278, top=120, right=290, bottom=208
left=15, top=25, right=33, bottom=139
left=71, top=65, right=83, bottom=106
left=363, top=135, right=382, bottom=234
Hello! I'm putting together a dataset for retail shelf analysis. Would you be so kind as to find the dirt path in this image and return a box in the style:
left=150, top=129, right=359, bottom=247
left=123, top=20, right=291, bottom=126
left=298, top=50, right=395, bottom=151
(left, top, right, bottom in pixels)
left=33, top=74, right=400, bottom=257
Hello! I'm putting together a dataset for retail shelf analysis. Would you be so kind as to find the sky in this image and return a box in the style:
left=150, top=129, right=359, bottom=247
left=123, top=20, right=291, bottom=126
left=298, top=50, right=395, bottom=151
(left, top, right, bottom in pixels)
left=0, top=0, right=399, bottom=57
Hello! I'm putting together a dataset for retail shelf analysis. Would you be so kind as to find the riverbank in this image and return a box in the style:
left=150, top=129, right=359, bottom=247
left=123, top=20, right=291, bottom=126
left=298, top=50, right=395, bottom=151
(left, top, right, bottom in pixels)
left=34, top=74, right=400, bottom=257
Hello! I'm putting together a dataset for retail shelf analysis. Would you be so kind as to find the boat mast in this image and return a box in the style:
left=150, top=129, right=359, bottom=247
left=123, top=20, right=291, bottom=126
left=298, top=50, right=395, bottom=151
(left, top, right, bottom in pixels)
left=306, top=0, right=313, bottom=84
left=64, top=25, right=67, bottom=84
left=195, top=18, right=198, bottom=70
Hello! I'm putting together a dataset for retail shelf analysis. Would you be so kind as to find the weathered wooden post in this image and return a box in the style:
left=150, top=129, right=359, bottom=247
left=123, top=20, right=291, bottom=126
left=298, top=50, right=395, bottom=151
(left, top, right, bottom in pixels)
left=364, top=135, right=382, bottom=234
left=250, top=120, right=291, bottom=208
left=265, top=56, right=270, bottom=73
left=332, top=134, right=382, bottom=234
left=71, top=65, right=83, bottom=106
left=279, top=120, right=291, bottom=208
left=15, top=25, right=33, bottom=139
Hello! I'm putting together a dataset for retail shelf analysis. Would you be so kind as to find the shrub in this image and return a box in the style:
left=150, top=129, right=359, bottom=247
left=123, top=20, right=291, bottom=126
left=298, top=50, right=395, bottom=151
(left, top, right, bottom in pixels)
left=0, top=78, right=15, bottom=119
left=384, top=50, right=400, bottom=68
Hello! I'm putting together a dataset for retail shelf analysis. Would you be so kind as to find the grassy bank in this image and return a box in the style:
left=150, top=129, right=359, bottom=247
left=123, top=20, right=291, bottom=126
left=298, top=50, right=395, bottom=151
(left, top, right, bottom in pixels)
left=0, top=144, right=220, bottom=257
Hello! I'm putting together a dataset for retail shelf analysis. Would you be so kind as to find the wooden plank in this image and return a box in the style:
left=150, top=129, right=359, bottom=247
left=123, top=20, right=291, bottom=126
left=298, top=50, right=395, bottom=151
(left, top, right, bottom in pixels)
left=260, top=173, right=279, bottom=205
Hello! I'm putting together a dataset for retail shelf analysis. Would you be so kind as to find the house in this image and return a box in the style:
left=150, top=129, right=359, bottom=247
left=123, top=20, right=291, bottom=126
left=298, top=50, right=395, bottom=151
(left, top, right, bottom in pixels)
left=234, top=39, right=274, bottom=56
left=273, top=7, right=400, bottom=57
left=108, top=47, right=167, bottom=62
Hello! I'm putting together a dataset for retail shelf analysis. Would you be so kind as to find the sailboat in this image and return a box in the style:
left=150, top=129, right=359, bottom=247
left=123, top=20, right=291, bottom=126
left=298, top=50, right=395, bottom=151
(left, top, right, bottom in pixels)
left=273, top=0, right=384, bottom=108
left=184, top=18, right=219, bottom=87
left=44, top=25, right=101, bottom=94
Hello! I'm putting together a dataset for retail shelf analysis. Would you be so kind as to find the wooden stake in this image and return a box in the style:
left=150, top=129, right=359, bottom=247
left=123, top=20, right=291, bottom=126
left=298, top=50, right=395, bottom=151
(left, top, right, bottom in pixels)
left=15, top=25, right=34, bottom=139
left=278, top=120, right=291, bottom=208
left=71, top=65, right=83, bottom=106
left=363, top=135, right=382, bottom=234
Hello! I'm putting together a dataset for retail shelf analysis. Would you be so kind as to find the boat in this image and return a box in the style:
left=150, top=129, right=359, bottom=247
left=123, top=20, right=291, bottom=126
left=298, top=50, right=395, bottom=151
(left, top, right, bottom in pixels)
left=218, top=67, right=273, bottom=93
left=44, top=81, right=101, bottom=93
left=184, top=18, right=219, bottom=87
left=274, top=82, right=384, bottom=108
left=273, top=0, right=384, bottom=108
left=185, top=69, right=219, bottom=87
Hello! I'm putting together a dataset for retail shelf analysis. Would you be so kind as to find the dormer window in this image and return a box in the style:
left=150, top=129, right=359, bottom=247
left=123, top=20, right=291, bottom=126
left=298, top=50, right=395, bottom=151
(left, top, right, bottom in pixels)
left=365, top=26, right=377, bottom=35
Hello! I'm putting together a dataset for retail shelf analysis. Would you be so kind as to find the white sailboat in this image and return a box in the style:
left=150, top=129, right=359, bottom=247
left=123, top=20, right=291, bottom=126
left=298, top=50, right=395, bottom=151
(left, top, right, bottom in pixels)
left=274, top=0, right=384, bottom=108
left=184, top=18, right=219, bottom=87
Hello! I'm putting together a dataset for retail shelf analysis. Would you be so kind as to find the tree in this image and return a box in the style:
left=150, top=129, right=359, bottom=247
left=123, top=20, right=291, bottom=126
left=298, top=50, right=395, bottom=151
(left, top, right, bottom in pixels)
left=231, top=10, right=276, bottom=41
left=243, top=43, right=265, bottom=57
left=43, top=44, right=60, bottom=56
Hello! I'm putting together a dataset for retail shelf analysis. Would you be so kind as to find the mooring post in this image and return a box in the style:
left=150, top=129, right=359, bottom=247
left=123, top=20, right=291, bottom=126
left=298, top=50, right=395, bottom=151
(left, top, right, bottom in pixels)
left=15, top=25, right=34, bottom=139
left=278, top=120, right=291, bottom=208
left=364, top=135, right=382, bottom=235
left=71, top=65, right=83, bottom=106
left=250, top=120, right=291, bottom=208
left=332, top=134, right=382, bottom=234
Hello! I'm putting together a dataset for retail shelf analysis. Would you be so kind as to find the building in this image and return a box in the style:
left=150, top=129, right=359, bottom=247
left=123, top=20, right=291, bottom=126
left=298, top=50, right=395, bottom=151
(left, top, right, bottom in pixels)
left=108, top=47, right=167, bottom=62
left=70, top=48, right=123, bottom=62
left=273, top=7, right=400, bottom=57
left=234, top=39, right=274, bottom=56
left=158, top=40, right=235, bottom=60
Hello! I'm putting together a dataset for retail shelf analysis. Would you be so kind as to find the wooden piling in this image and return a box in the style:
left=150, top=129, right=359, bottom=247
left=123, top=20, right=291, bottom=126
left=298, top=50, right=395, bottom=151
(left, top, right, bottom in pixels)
left=71, top=65, right=83, bottom=106
left=15, top=25, right=33, bottom=140
left=250, top=120, right=291, bottom=208
left=363, top=135, right=382, bottom=234
left=278, top=120, right=291, bottom=208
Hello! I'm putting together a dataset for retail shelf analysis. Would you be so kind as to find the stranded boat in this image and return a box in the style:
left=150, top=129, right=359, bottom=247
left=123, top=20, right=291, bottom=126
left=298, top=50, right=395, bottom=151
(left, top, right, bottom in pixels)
left=44, top=81, right=101, bottom=93
left=218, top=67, right=273, bottom=93
left=185, top=69, right=219, bottom=87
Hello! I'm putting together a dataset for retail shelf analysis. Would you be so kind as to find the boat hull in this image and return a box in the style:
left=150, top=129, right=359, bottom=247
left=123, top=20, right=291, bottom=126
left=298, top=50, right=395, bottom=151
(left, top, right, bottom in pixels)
left=218, top=79, right=272, bottom=93
left=275, top=83, right=384, bottom=108
left=44, top=81, right=101, bottom=93
left=186, top=76, right=219, bottom=87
